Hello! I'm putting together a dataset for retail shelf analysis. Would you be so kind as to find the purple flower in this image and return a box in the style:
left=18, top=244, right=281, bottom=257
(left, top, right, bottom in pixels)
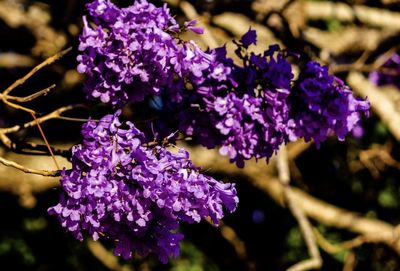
left=48, top=111, right=238, bottom=263
left=184, top=20, right=204, bottom=34
left=288, top=61, right=370, bottom=146
left=176, top=43, right=292, bottom=166
left=240, top=28, right=257, bottom=48
left=77, top=0, right=210, bottom=107
left=151, top=36, right=294, bottom=167
left=76, top=1, right=370, bottom=168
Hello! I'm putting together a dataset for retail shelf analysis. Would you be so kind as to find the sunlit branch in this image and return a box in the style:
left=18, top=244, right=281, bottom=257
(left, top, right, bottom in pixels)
left=10, top=140, right=70, bottom=157
left=0, top=104, right=84, bottom=135
left=0, top=156, right=60, bottom=177
left=313, top=228, right=375, bottom=254
left=276, top=146, right=322, bottom=271
left=3, top=84, right=56, bottom=103
left=2, top=48, right=71, bottom=96
left=30, top=111, right=60, bottom=170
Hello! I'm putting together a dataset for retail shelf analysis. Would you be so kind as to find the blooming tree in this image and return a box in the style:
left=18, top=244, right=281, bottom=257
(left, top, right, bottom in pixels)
left=43, top=0, right=369, bottom=263
left=6, top=0, right=399, bottom=270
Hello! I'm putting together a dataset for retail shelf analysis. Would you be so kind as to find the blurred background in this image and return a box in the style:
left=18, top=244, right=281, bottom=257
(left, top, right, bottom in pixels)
left=1, top=0, right=400, bottom=270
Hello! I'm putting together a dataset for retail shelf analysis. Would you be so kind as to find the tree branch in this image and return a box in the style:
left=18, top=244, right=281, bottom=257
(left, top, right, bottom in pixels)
left=0, top=156, right=60, bottom=177
left=303, top=2, right=400, bottom=30
left=87, top=239, right=131, bottom=271
left=185, top=145, right=400, bottom=255
left=313, top=228, right=377, bottom=254
left=277, top=146, right=322, bottom=271
left=0, top=104, right=84, bottom=135
left=2, top=48, right=71, bottom=96
left=3, top=84, right=56, bottom=103
left=347, top=71, right=400, bottom=142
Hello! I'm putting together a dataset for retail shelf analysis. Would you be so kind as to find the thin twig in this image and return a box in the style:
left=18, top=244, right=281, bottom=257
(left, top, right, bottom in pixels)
left=0, top=48, right=73, bottom=169
left=2, top=48, right=71, bottom=96
left=343, top=252, right=356, bottom=271
left=2, top=98, right=36, bottom=114
left=313, top=228, right=371, bottom=254
left=0, top=105, right=83, bottom=160
left=87, top=239, right=131, bottom=271
left=330, top=47, right=395, bottom=74
left=331, top=64, right=400, bottom=75
left=331, top=47, right=399, bottom=74
left=54, top=116, right=91, bottom=122
left=30, top=112, right=60, bottom=170
left=9, top=140, right=70, bottom=157
left=0, top=133, right=13, bottom=149
left=205, top=218, right=247, bottom=260
left=0, top=104, right=83, bottom=135
left=3, top=84, right=56, bottom=103
left=277, top=146, right=322, bottom=271
left=0, top=156, right=60, bottom=177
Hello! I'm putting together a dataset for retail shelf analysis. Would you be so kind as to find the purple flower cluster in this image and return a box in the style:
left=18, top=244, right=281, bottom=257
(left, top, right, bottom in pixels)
left=77, top=0, right=210, bottom=107
left=144, top=29, right=369, bottom=166
left=369, top=52, right=400, bottom=89
left=76, top=0, right=370, bottom=166
left=172, top=43, right=293, bottom=167
left=48, top=111, right=238, bottom=263
left=49, top=0, right=373, bottom=264
left=287, top=61, right=370, bottom=146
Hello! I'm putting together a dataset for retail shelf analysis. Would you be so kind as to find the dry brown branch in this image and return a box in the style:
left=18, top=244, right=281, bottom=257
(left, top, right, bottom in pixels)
left=303, top=27, right=394, bottom=55
left=314, top=228, right=375, bottom=254
left=350, top=143, right=400, bottom=178
left=0, top=156, right=59, bottom=177
left=286, top=140, right=313, bottom=160
left=185, top=146, right=400, bottom=254
left=220, top=222, right=247, bottom=260
left=2, top=47, right=71, bottom=97
left=282, top=0, right=305, bottom=38
left=252, top=0, right=306, bottom=38
left=0, top=105, right=80, bottom=176
left=331, top=47, right=399, bottom=74
left=205, top=218, right=248, bottom=260
left=0, top=104, right=82, bottom=137
left=343, top=252, right=356, bottom=271
left=277, top=147, right=322, bottom=271
left=347, top=72, right=400, bottom=142
left=0, top=147, right=69, bottom=207
left=303, top=1, right=400, bottom=30
left=4, top=84, right=56, bottom=103
left=0, top=133, right=14, bottom=150
left=0, top=48, right=75, bottom=172
left=87, top=239, right=132, bottom=271
left=255, top=177, right=400, bottom=254
left=382, top=0, right=400, bottom=3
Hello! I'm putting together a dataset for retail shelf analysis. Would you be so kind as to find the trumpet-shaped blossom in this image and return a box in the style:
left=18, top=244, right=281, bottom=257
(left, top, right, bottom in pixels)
left=77, top=0, right=211, bottom=107
left=48, top=111, right=238, bottom=263
left=287, top=61, right=370, bottom=146
left=77, top=0, right=370, bottom=166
